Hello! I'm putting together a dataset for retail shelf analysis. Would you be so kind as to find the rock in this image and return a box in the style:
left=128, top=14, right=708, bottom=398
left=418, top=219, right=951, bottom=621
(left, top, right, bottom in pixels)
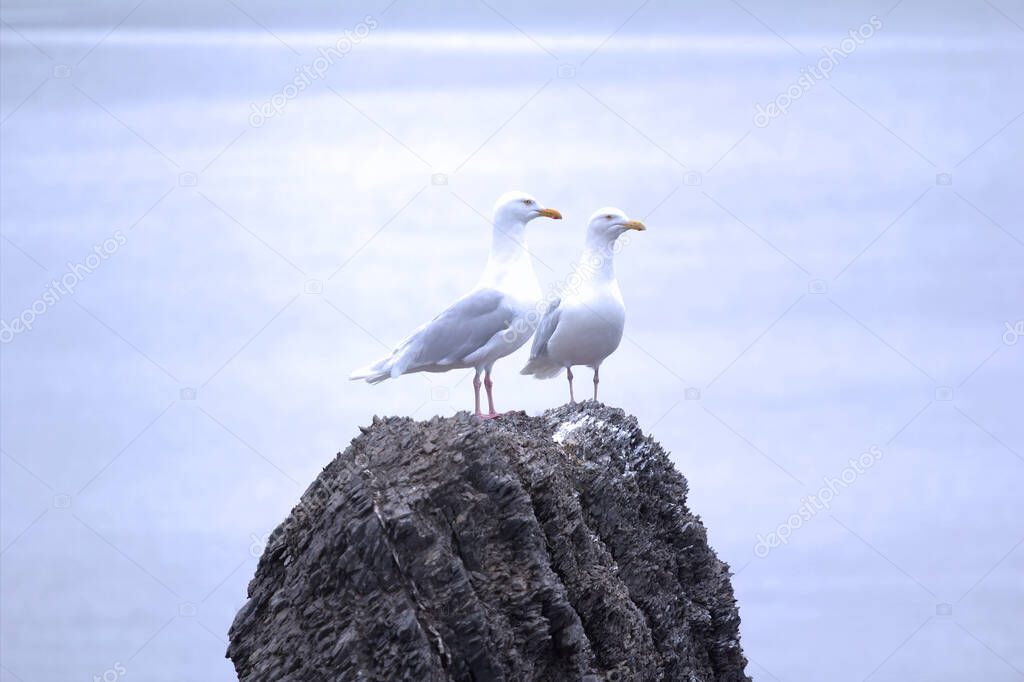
left=227, top=402, right=750, bottom=682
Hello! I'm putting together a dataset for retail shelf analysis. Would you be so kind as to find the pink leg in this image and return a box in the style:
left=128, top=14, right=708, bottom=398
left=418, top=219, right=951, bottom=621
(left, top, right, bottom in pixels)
left=483, top=371, right=498, bottom=417
left=593, top=366, right=600, bottom=401
left=473, top=371, right=483, bottom=416
left=567, top=367, right=575, bottom=404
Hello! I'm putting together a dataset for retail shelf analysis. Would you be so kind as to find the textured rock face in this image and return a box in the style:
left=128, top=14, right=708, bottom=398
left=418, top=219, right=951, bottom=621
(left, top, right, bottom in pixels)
left=227, top=403, right=750, bottom=681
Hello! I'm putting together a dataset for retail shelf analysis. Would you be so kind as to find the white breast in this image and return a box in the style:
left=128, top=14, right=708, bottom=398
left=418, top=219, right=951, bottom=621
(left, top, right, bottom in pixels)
left=546, top=284, right=625, bottom=368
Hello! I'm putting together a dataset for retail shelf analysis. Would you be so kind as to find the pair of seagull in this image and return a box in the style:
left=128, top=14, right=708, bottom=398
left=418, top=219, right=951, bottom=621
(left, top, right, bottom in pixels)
left=350, top=191, right=646, bottom=418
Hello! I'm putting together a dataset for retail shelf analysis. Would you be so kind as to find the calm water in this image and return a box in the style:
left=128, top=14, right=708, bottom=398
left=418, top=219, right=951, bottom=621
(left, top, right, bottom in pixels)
left=2, top=4, right=1023, bottom=681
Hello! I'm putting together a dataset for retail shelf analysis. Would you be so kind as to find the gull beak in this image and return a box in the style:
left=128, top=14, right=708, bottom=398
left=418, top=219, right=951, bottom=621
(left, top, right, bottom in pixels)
left=622, top=219, right=646, bottom=231
left=536, top=208, right=562, bottom=220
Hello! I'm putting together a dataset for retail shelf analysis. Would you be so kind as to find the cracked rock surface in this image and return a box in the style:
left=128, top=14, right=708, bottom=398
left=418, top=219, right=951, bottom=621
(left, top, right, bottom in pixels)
left=227, top=402, right=750, bottom=681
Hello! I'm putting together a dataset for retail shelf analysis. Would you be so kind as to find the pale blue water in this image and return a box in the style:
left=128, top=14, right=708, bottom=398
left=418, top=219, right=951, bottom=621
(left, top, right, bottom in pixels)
left=2, top=2, right=1023, bottom=681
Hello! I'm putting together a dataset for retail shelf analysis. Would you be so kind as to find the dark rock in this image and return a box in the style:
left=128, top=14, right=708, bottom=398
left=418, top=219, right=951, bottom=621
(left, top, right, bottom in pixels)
left=227, top=402, right=750, bottom=682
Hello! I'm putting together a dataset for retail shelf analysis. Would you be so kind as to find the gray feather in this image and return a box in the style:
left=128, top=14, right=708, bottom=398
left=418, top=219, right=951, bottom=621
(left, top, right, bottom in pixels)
left=520, top=297, right=565, bottom=378
left=394, top=288, right=517, bottom=372
left=528, top=297, right=562, bottom=361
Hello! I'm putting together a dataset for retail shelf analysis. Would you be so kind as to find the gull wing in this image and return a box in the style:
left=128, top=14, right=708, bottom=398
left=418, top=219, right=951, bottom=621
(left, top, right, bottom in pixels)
left=393, top=288, right=517, bottom=372
left=528, top=297, right=562, bottom=361
left=519, top=297, right=563, bottom=378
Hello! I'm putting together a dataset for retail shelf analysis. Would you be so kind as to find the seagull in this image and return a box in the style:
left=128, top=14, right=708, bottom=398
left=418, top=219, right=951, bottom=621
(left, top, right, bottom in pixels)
left=350, top=191, right=562, bottom=418
left=520, top=207, right=645, bottom=402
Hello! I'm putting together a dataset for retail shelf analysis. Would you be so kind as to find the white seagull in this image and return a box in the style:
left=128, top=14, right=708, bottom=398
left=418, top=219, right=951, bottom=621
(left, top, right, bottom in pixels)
left=520, top=207, right=645, bottom=402
left=350, top=191, right=562, bottom=418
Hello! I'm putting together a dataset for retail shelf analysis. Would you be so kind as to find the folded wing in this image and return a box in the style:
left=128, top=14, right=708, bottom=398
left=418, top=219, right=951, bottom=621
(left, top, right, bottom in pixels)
left=520, top=297, right=564, bottom=379
left=350, top=288, right=518, bottom=382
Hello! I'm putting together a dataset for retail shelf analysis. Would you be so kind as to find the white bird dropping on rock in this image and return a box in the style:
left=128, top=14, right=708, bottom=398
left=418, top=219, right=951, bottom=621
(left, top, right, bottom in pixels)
left=520, top=207, right=646, bottom=402
left=350, top=191, right=562, bottom=418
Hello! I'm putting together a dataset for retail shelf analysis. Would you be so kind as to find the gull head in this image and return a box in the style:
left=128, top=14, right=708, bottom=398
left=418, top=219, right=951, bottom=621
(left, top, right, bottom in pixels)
left=493, top=190, right=562, bottom=225
left=587, top=207, right=646, bottom=241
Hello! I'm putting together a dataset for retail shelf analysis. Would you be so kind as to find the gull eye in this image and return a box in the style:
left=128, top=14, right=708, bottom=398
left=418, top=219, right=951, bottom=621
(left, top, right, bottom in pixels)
left=604, top=214, right=613, bottom=220
left=522, top=199, right=534, bottom=205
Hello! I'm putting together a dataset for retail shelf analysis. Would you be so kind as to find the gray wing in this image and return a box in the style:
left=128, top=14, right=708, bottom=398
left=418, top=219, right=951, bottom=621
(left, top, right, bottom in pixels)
left=528, top=297, right=562, bottom=361
left=395, top=288, right=517, bottom=370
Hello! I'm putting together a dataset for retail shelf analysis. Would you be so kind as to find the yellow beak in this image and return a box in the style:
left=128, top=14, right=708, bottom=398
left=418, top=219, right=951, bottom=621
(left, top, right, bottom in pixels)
left=537, top=208, right=563, bottom=220
left=622, top=219, right=646, bottom=231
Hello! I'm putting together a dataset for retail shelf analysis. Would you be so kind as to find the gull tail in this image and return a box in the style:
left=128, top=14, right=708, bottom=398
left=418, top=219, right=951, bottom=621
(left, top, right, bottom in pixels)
left=351, top=329, right=423, bottom=384
left=349, top=354, right=397, bottom=384
left=520, top=355, right=564, bottom=380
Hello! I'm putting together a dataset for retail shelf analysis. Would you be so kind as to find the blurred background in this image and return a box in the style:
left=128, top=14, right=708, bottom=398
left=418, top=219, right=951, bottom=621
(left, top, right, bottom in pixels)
left=2, top=1, right=1022, bottom=680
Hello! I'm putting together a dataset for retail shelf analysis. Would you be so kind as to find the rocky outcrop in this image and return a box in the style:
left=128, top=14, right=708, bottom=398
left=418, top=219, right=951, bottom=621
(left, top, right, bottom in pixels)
left=227, top=402, right=750, bottom=681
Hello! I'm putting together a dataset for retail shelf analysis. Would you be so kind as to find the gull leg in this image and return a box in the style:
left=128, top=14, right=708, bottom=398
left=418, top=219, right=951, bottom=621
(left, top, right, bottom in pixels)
left=593, top=366, right=600, bottom=402
left=483, top=370, right=498, bottom=418
left=567, top=367, right=575, bottom=404
left=473, top=370, right=483, bottom=417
